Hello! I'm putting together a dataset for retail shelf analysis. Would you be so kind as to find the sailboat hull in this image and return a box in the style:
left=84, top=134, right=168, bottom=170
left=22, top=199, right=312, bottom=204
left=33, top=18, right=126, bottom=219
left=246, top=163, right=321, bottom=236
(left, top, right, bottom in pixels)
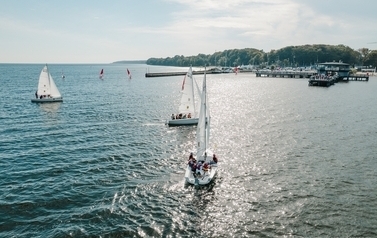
left=185, top=165, right=217, bottom=186
left=167, top=117, right=199, bottom=126
left=31, top=97, right=63, bottom=103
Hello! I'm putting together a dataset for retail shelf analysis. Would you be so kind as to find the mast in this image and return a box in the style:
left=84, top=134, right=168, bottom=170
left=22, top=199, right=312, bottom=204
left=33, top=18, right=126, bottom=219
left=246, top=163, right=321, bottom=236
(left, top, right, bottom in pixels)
left=203, top=66, right=207, bottom=154
left=190, top=66, right=196, bottom=116
left=46, top=64, right=51, bottom=89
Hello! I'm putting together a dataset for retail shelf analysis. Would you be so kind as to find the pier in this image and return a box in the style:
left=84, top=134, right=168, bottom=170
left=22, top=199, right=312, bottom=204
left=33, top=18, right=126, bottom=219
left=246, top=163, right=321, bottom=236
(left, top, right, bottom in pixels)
left=308, top=74, right=369, bottom=87
left=308, top=62, right=370, bottom=87
left=145, top=67, right=255, bottom=77
left=145, top=68, right=230, bottom=77
left=341, top=74, right=369, bottom=81
left=255, top=70, right=315, bottom=78
left=145, top=71, right=188, bottom=77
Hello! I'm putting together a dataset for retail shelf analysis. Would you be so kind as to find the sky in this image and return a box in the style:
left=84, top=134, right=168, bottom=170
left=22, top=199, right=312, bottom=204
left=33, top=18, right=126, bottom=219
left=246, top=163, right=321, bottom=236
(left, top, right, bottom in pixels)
left=1, top=0, right=377, bottom=63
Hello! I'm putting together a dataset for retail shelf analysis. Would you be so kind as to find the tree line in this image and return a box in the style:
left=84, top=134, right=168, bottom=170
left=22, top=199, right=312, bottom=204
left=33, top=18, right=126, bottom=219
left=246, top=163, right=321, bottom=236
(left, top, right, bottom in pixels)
left=146, top=44, right=377, bottom=68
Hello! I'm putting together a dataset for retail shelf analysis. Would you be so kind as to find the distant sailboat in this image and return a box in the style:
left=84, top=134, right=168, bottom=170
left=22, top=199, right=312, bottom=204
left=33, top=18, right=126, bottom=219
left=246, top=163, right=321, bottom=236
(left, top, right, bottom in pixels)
left=61, top=71, right=65, bottom=79
left=31, top=64, right=63, bottom=103
left=166, top=66, right=201, bottom=126
left=127, top=68, right=132, bottom=79
left=99, top=69, right=104, bottom=79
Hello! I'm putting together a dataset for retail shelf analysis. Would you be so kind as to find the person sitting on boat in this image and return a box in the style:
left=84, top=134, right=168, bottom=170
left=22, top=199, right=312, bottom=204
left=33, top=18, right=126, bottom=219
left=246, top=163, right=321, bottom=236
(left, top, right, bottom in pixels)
left=190, top=162, right=197, bottom=172
left=196, top=161, right=204, bottom=176
left=188, top=159, right=196, bottom=169
left=188, top=152, right=196, bottom=166
left=171, top=114, right=175, bottom=120
left=209, top=154, right=218, bottom=165
left=189, top=152, right=194, bottom=160
left=203, top=162, right=210, bottom=172
left=35, top=91, right=38, bottom=99
left=188, top=113, right=191, bottom=118
left=40, top=95, right=43, bottom=99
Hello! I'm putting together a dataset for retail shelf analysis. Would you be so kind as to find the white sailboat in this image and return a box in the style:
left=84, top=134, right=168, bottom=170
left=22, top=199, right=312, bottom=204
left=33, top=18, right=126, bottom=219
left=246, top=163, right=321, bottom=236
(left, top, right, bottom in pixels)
left=185, top=67, right=218, bottom=186
left=31, top=65, right=63, bottom=103
left=167, top=66, right=200, bottom=126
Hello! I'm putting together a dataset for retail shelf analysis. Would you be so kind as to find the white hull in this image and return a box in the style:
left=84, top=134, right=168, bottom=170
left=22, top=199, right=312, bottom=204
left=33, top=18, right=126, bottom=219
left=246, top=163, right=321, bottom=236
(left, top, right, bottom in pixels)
left=31, top=97, right=63, bottom=103
left=185, top=164, right=217, bottom=186
left=167, top=117, right=199, bottom=126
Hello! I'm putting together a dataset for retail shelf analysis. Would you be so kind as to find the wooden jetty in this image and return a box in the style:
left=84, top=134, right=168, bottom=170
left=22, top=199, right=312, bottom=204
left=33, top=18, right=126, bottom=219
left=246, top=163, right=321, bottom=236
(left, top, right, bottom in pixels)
left=145, top=68, right=228, bottom=77
left=308, top=62, right=370, bottom=87
left=145, top=67, right=254, bottom=77
left=341, top=74, right=369, bottom=81
left=146, top=71, right=186, bottom=77
left=255, top=70, right=315, bottom=78
left=308, top=74, right=369, bottom=87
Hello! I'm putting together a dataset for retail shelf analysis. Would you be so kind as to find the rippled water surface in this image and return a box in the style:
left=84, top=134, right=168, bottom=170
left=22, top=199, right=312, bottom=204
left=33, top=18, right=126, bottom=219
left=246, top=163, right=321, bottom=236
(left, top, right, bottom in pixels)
left=1, top=64, right=376, bottom=237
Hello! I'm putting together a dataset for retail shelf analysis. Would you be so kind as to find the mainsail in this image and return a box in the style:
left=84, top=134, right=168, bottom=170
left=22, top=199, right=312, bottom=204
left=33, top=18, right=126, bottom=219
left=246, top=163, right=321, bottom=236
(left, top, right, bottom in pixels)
left=99, top=69, right=104, bottom=79
left=37, top=65, right=61, bottom=98
left=178, top=66, right=196, bottom=115
left=196, top=68, right=210, bottom=160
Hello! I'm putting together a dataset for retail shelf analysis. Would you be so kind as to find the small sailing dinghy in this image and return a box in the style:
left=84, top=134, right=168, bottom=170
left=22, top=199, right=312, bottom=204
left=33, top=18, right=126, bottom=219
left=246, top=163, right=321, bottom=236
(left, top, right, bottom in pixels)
left=185, top=67, right=218, bottom=186
left=31, top=64, right=63, bottom=103
left=127, top=68, right=132, bottom=79
left=167, top=66, right=200, bottom=126
left=99, top=69, right=104, bottom=79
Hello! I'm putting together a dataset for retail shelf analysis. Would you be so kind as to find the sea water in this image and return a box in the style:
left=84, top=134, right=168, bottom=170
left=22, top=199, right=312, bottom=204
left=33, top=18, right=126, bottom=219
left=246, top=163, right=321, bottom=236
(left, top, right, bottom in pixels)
left=0, top=63, right=376, bottom=237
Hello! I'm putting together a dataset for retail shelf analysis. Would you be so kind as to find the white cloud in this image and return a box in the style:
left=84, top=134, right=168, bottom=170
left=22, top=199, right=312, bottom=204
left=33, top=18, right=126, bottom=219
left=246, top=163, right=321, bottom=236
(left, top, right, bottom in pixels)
left=1, top=0, right=376, bottom=62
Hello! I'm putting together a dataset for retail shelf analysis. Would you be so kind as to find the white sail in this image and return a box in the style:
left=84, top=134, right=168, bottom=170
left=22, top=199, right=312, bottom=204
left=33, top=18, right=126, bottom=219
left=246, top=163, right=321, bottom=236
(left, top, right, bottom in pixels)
left=49, top=71, right=62, bottom=98
left=37, top=65, right=61, bottom=97
left=178, top=66, right=196, bottom=116
left=32, top=65, right=63, bottom=103
left=196, top=68, right=211, bottom=162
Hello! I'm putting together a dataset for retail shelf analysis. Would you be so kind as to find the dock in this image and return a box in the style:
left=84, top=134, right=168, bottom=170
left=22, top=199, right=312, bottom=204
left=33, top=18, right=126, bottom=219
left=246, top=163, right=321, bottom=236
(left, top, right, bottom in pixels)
left=145, top=68, right=235, bottom=78
left=308, top=74, right=369, bottom=87
left=341, top=74, right=369, bottom=81
left=146, top=71, right=186, bottom=77
left=255, top=70, right=315, bottom=78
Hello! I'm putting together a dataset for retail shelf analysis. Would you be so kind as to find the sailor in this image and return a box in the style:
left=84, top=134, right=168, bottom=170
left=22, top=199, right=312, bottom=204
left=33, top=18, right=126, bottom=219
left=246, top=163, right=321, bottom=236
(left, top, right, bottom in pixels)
left=209, top=154, right=218, bottom=165
left=203, top=162, right=209, bottom=172
left=191, top=162, right=197, bottom=172
left=188, top=152, right=194, bottom=160
left=35, top=91, right=38, bottom=99
left=196, top=161, right=203, bottom=176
